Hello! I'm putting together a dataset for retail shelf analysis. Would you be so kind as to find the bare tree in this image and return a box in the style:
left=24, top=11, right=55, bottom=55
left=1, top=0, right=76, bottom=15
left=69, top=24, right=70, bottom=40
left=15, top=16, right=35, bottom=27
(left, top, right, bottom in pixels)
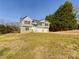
left=74, top=5, right=79, bottom=20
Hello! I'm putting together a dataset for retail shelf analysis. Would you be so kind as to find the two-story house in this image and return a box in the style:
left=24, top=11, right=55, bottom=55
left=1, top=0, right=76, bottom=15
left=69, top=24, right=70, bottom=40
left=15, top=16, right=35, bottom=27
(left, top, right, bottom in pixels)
left=20, top=16, right=50, bottom=33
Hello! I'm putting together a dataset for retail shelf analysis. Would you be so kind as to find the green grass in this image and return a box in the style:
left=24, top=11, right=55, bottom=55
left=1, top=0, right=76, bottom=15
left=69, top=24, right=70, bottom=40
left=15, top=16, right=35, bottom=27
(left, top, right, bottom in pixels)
left=0, top=31, right=79, bottom=59
left=0, top=47, right=10, bottom=56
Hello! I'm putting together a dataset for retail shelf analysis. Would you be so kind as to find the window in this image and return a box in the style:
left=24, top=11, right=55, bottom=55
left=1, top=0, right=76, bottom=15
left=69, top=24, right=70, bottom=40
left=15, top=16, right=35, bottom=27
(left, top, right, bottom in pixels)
left=45, top=23, right=48, bottom=26
left=39, top=22, right=43, bottom=26
left=25, top=27, right=29, bottom=31
left=39, top=23, right=42, bottom=26
left=24, top=21, right=30, bottom=24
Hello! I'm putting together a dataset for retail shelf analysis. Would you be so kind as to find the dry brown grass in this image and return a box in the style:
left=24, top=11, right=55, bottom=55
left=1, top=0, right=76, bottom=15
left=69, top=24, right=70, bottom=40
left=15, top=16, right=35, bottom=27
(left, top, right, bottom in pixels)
left=0, top=30, right=79, bottom=59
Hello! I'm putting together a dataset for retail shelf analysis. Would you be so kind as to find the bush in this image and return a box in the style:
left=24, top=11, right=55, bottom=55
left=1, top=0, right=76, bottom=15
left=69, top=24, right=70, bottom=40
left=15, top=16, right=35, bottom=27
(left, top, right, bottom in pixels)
left=78, top=24, right=79, bottom=29
left=0, top=24, right=20, bottom=34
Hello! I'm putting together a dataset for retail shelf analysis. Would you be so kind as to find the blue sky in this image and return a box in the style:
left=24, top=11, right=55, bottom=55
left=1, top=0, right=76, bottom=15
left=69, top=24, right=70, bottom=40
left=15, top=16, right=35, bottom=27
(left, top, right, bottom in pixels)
left=0, top=0, right=79, bottom=22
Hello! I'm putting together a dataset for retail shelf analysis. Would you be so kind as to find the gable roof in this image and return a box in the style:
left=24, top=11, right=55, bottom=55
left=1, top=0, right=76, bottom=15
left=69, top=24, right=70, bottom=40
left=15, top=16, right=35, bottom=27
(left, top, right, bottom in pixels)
left=20, top=16, right=28, bottom=22
left=20, top=16, right=33, bottom=22
left=20, top=16, right=50, bottom=24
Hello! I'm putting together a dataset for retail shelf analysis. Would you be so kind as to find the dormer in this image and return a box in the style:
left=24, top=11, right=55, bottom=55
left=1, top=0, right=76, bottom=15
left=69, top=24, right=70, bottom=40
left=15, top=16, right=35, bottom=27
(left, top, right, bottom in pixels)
left=20, top=16, right=32, bottom=26
left=39, top=20, right=50, bottom=28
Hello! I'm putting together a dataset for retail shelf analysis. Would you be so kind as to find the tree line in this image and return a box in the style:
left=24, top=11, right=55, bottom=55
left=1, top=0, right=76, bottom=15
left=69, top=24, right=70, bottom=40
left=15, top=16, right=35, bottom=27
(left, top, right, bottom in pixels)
left=0, top=24, right=20, bottom=34
left=45, top=1, right=79, bottom=31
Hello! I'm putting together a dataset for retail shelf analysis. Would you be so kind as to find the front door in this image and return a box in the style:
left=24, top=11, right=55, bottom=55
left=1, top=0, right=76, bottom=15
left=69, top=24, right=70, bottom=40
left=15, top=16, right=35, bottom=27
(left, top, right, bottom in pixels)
left=25, top=27, right=29, bottom=31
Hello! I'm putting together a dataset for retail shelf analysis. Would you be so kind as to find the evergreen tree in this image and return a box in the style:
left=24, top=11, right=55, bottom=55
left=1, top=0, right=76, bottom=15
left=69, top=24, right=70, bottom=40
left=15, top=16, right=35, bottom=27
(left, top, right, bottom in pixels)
left=46, top=1, right=78, bottom=31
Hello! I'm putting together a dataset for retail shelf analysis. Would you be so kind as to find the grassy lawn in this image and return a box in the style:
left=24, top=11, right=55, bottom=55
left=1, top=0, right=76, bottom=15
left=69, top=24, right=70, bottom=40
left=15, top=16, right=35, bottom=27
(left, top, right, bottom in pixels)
left=0, top=31, right=79, bottom=59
